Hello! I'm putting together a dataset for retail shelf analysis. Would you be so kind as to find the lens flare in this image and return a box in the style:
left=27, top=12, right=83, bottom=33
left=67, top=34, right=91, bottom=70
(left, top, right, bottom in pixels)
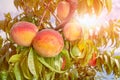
left=76, top=14, right=99, bottom=29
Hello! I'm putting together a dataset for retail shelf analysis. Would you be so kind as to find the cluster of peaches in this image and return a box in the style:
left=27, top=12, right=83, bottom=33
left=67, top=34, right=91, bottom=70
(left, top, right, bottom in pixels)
left=10, top=0, right=82, bottom=58
left=10, top=0, right=96, bottom=66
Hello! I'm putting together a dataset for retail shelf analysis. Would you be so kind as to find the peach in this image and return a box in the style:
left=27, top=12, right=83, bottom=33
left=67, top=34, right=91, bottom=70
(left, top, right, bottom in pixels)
left=63, top=22, right=82, bottom=41
left=10, top=21, right=38, bottom=47
left=89, top=53, right=97, bottom=66
left=57, top=1, right=70, bottom=21
left=32, top=29, right=64, bottom=57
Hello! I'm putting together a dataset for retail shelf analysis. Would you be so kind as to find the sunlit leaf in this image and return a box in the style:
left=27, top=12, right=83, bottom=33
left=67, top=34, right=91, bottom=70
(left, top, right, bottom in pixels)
left=93, top=0, right=103, bottom=15
left=28, top=48, right=38, bottom=79
left=87, top=0, right=93, bottom=7
left=37, top=56, right=65, bottom=73
left=20, top=56, right=32, bottom=79
left=0, top=71, right=8, bottom=80
left=77, top=0, right=88, bottom=15
left=60, top=49, right=72, bottom=69
left=13, top=62, right=22, bottom=80
left=105, top=0, right=112, bottom=13
left=114, top=59, right=120, bottom=72
left=34, top=54, right=43, bottom=77
left=9, top=54, right=22, bottom=63
left=45, top=72, right=55, bottom=80
left=71, top=45, right=82, bottom=58
left=97, top=55, right=103, bottom=72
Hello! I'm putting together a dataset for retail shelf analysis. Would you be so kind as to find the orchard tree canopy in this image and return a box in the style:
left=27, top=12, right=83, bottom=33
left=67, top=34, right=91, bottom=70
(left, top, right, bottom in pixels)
left=0, top=0, right=120, bottom=80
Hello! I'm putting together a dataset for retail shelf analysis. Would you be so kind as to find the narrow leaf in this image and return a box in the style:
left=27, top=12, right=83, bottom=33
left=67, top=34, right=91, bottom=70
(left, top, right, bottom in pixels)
left=13, top=62, right=22, bottom=80
left=37, top=56, right=65, bottom=73
left=28, top=48, right=37, bottom=79
left=0, top=71, right=8, bottom=80
left=9, top=54, right=22, bottom=63
left=87, top=0, right=93, bottom=7
left=71, top=45, right=82, bottom=58
left=20, top=56, right=32, bottom=79
left=105, top=0, right=112, bottom=12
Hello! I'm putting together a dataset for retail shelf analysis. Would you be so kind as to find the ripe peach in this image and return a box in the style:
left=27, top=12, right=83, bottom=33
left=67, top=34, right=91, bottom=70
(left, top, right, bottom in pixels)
left=63, top=22, right=82, bottom=41
left=32, top=29, right=64, bottom=57
left=89, top=53, right=97, bottom=66
left=10, top=21, right=38, bottom=47
left=57, top=1, right=70, bottom=20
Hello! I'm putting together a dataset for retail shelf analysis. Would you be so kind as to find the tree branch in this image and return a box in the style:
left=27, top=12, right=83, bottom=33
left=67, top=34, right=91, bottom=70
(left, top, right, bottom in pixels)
left=38, top=1, right=52, bottom=30
left=43, top=3, right=61, bottom=25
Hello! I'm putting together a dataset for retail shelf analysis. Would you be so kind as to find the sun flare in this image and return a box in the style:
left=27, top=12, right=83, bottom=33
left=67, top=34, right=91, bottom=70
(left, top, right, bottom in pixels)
left=75, top=14, right=100, bottom=29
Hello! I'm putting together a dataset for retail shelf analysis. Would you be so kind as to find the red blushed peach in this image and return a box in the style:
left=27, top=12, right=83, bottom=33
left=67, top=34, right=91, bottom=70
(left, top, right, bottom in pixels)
left=10, top=21, right=38, bottom=47
left=63, top=22, right=82, bottom=41
left=57, top=1, right=70, bottom=21
left=89, top=53, right=97, bottom=66
left=32, top=29, right=64, bottom=57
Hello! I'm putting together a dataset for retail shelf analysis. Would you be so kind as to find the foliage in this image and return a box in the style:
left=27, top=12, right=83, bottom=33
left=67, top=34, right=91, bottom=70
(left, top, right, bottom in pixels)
left=0, top=0, right=120, bottom=80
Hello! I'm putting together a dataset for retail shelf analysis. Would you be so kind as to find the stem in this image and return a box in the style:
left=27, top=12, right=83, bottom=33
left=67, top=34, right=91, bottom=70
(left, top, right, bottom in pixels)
left=43, top=3, right=61, bottom=25
left=38, top=1, right=52, bottom=30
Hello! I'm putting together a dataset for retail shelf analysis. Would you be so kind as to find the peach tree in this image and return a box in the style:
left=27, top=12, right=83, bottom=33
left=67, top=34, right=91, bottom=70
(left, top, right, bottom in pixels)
left=0, top=0, right=120, bottom=80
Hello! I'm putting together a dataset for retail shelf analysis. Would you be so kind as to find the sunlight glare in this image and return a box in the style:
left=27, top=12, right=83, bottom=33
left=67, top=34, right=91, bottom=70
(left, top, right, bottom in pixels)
left=76, top=14, right=99, bottom=29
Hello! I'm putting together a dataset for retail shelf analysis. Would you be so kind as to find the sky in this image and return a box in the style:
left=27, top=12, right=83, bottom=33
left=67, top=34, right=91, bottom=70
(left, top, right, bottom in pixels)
left=0, top=0, right=22, bottom=20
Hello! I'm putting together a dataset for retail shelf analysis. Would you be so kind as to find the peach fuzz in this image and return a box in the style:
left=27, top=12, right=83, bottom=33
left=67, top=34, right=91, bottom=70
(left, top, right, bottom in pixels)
left=63, top=22, right=82, bottom=41
left=10, top=21, right=38, bottom=47
left=32, top=29, right=64, bottom=57
left=57, top=1, right=70, bottom=21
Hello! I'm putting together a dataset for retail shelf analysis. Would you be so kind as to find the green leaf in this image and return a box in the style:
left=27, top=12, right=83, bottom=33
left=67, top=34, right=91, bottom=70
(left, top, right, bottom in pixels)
left=71, top=45, right=82, bottom=58
left=20, top=56, right=32, bottom=79
left=61, top=49, right=72, bottom=69
left=54, top=55, right=62, bottom=70
left=34, top=53, right=43, bottom=77
left=45, top=72, right=55, bottom=80
left=37, top=56, right=65, bottom=73
left=105, top=0, right=112, bottom=13
left=28, top=48, right=38, bottom=79
left=9, top=54, right=22, bottom=63
left=13, top=62, right=22, bottom=80
left=0, top=71, right=8, bottom=80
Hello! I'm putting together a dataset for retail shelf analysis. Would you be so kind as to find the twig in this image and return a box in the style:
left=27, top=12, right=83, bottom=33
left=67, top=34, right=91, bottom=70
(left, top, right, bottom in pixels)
left=38, top=1, right=52, bottom=30
left=43, top=3, right=61, bottom=25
